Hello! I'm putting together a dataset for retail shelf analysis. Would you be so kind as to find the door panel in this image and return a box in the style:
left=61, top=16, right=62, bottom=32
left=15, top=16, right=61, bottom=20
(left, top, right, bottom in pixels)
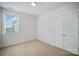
left=0, top=8, right=2, bottom=47
left=63, top=13, right=78, bottom=54
left=54, top=16, right=64, bottom=49
left=51, top=17, right=55, bottom=45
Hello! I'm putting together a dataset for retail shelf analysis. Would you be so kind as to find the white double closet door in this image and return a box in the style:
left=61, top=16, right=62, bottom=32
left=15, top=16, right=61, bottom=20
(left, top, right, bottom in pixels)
left=54, top=12, right=78, bottom=54
left=54, top=16, right=64, bottom=49
left=0, top=8, right=2, bottom=47
left=63, top=13, right=78, bottom=54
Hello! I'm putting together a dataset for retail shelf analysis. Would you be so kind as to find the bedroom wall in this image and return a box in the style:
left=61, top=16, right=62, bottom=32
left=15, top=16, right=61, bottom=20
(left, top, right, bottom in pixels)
left=1, top=8, right=37, bottom=47
left=37, top=3, right=79, bottom=54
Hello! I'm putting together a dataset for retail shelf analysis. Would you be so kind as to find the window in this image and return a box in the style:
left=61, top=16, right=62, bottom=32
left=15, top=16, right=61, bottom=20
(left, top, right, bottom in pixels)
left=4, top=14, right=19, bottom=34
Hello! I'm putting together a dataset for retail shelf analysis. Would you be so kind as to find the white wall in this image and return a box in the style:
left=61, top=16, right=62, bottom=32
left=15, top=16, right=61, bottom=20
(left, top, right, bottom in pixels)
left=1, top=8, right=37, bottom=47
left=37, top=13, right=54, bottom=45
left=37, top=3, right=79, bottom=54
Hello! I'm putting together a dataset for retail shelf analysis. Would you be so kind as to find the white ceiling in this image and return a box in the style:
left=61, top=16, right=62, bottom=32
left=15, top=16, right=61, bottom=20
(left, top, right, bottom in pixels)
left=0, top=2, right=72, bottom=16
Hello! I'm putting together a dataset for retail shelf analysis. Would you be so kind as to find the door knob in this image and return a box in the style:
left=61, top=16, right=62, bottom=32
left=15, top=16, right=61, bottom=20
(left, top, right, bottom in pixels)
left=62, top=34, right=67, bottom=36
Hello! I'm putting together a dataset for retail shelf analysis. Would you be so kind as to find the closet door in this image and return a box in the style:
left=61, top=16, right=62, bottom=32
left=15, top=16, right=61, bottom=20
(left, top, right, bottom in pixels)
left=54, top=16, right=64, bottom=49
left=63, top=13, right=78, bottom=54
left=51, top=17, right=55, bottom=45
left=0, top=8, right=2, bottom=47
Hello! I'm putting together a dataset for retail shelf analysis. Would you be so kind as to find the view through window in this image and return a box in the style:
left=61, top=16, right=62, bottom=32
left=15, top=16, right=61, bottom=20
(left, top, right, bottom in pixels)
left=4, top=15, right=19, bottom=34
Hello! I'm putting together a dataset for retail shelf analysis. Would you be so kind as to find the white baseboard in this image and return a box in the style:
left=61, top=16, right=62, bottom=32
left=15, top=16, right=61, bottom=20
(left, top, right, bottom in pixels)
left=0, top=39, right=33, bottom=48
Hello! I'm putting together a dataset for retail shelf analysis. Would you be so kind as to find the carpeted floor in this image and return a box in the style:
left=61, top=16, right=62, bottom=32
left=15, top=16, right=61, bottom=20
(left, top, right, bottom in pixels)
left=0, top=39, right=77, bottom=56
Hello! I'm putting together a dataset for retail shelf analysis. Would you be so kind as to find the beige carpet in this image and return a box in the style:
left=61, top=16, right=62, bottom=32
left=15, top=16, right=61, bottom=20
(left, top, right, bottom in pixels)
left=0, top=39, right=77, bottom=56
